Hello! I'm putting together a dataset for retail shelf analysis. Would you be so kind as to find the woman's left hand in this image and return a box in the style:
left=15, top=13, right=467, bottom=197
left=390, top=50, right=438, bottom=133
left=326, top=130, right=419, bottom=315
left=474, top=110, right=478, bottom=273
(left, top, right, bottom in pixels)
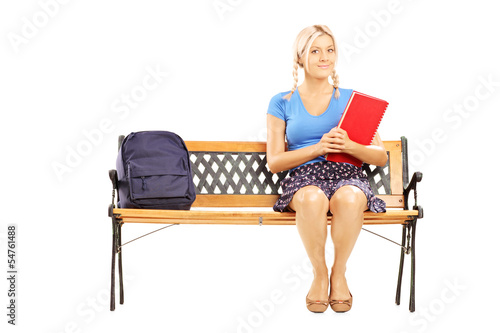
left=328, top=128, right=388, bottom=167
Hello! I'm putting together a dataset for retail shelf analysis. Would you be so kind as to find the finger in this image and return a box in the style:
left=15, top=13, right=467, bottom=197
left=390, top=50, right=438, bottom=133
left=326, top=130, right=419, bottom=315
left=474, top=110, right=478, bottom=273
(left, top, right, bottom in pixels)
left=331, top=128, right=345, bottom=138
left=324, top=147, right=344, bottom=154
left=330, top=136, right=345, bottom=144
left=328, top=126, right=338, bottom=134
left=324, top=132, right=342, bottom=141
left=326, top=140, right=345, bottom=149
left=335, top=127, right=347, bottom=135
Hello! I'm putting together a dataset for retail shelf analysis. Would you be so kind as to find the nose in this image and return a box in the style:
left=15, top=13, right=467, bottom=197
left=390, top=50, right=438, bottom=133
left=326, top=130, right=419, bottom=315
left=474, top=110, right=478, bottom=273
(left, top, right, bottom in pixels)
left=319, top=51, right=328, bottom=61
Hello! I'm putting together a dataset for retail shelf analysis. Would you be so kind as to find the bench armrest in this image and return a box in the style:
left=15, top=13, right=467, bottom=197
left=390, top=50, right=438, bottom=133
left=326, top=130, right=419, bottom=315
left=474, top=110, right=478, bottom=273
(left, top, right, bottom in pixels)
left=109, top=169, right=118, bottom=217
left=403, top=171, right=423, bottom=218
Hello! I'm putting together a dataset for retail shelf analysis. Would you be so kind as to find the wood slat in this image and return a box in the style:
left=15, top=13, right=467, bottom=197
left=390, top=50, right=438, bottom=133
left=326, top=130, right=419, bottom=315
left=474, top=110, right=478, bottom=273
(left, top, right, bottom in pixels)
left=186, top=140, right=402, bottom=153
left=378, top=195, right=404, bottom=208
left=388, top=142, right=403, bottom=195
left=191, top=194, right=278, bottom=207
left=382, top=141, right=403, bottom=152
left=186, top=141, right=267, bottom=152
left=191, top=194, right=404, bottom=208
left=118, top=217, right=410, bottom=225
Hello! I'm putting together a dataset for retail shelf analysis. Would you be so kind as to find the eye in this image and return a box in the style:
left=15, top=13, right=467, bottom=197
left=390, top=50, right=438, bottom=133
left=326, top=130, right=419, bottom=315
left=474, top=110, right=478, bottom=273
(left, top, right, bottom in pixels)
left=328, top=48, right=335, bottom=53
left=311, top=49, right=319, bottom=54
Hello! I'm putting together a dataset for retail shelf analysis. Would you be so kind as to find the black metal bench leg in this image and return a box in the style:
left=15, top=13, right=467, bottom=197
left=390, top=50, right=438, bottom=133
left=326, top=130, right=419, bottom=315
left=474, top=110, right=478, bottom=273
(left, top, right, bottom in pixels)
left=118, top=221, right=124, bottom=305
left=409, top=220, right=417, bottom=312
left=395, top=224, right=407, bottom=305
left=110, top=216, right=118, bottom=311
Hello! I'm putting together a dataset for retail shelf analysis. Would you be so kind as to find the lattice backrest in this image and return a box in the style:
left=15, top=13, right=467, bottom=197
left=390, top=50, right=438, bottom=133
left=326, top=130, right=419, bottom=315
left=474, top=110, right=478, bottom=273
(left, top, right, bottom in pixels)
left=189, top=151, right=288, bottom=195
left=185, top=141, right=404, bottom=208
left=362, top=156, right=391, bottom=195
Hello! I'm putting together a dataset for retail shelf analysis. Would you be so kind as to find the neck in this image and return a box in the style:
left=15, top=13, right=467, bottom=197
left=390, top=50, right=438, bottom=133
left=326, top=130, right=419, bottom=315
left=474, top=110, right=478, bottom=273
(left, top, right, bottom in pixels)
left=300, top=74, right=333, bottom=96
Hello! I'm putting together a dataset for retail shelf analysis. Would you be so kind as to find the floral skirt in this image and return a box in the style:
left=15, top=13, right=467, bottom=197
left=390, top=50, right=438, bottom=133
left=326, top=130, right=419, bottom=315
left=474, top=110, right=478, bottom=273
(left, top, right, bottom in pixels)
left=273, top=161, right=386, bottom=213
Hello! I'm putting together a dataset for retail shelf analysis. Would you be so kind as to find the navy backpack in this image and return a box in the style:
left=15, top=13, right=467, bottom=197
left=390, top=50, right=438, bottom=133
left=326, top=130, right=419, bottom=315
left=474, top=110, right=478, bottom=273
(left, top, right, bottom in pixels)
left=116, top=131, right=196, bottom=210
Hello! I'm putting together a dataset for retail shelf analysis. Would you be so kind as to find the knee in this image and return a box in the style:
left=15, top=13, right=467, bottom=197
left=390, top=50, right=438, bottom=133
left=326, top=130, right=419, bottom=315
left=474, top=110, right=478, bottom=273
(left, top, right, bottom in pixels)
left=292, top=186, right=329, bottom=214
left=330, top=186, right=367, bottom=213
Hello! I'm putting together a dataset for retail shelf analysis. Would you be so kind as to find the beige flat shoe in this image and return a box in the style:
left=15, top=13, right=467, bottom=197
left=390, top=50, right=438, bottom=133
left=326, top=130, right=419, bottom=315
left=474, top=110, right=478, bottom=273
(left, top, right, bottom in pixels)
left=329, top=291, right=353, bottom=313
left=306, top=293, right=329, bottom=313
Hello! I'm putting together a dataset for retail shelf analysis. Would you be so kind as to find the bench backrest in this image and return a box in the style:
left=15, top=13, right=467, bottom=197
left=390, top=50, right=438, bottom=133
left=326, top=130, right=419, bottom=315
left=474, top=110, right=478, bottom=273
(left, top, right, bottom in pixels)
left=185, top=138, right=408, bottom=209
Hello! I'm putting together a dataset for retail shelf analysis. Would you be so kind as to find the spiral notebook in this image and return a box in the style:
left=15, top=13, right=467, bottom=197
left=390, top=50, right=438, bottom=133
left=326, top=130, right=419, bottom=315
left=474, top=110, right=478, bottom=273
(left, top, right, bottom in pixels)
left=326, top=91, right=388, bottom=167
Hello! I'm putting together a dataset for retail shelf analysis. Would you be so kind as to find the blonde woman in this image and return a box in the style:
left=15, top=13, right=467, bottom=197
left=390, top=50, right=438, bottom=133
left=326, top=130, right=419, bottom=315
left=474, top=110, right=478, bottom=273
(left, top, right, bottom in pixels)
left=266, top=25, right=388, bottom=313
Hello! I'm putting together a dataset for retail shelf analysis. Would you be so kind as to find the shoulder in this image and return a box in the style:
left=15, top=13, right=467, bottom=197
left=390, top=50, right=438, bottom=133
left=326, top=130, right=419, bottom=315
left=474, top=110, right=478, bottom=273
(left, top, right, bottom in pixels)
left=337, top=87, right=353, bottom=96
left=267, top=90, right=293, bottom=120
left=334, top=87, right=354, bottom=102
left=270, top=91, right=293, bottom=103
left=268, top=90, right=294, bottom=109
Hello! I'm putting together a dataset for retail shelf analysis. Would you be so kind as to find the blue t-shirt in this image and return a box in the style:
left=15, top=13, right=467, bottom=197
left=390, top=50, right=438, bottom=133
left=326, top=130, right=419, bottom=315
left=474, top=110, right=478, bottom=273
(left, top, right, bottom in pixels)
left=267, top=88, right=353, bottom=170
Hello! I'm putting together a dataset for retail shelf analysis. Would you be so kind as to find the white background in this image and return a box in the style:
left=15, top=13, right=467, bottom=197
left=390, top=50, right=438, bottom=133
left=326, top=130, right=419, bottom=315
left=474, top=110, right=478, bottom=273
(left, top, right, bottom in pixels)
left=1, top=0, right=499, bottom=332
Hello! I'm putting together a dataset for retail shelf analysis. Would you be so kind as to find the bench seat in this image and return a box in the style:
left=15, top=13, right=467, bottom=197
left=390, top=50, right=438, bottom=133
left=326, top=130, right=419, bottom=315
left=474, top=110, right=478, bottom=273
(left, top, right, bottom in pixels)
left=113, top=208, right=419, bottom=225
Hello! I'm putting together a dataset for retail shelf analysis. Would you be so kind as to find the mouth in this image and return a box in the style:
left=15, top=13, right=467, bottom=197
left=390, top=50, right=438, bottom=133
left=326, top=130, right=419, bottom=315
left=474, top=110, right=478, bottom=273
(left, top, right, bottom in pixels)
left=318, top=65, right=330, bottom=69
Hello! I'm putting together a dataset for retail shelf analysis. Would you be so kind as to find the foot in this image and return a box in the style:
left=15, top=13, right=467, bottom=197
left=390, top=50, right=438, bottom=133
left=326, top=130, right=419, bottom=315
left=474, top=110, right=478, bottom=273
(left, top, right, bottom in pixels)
left=307, top=269, right=329, bottom=302
left=329, top=269, right=351, bottom=302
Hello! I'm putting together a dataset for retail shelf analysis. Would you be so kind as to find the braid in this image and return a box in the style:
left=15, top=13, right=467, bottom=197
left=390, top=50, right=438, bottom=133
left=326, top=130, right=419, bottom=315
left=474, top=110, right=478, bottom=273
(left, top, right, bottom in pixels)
left=291, top=61, right=299, bottom=94
left=331, top=68, right=340, bottom=99
left=283, top=61, right=300, bottom=101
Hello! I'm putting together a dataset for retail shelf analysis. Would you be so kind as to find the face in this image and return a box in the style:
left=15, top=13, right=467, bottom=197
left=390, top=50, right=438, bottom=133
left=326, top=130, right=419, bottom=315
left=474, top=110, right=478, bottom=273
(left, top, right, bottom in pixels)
left=301, top=34, right=336, bottom=79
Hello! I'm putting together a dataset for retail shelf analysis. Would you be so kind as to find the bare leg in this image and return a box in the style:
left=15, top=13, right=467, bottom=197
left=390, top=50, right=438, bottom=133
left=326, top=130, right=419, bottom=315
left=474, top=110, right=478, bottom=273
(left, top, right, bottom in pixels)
left=289, top=186, right=330, bottom=301
left=329, top=185, right=367, bottom=301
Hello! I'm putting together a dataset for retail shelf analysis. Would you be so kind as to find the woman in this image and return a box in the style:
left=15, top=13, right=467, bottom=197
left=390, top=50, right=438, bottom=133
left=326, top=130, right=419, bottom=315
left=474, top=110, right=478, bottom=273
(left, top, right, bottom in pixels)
left=266, top=25, right=387, bottom=313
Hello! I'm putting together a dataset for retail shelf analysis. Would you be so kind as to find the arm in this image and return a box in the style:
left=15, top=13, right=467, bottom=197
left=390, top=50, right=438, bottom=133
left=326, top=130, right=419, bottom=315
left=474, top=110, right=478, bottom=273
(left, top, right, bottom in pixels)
left=266, top=114, right=316, bottom=173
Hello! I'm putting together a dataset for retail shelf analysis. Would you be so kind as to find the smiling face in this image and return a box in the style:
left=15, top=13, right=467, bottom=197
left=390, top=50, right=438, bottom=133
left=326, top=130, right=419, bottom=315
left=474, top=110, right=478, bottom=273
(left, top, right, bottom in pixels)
left=282, top=25, right=341, bottom=101
left=301, top=34, right=336, bottom=80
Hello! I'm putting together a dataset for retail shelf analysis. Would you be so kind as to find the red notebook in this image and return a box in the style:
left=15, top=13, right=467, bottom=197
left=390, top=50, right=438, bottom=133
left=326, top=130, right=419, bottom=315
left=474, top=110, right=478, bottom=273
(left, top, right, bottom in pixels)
left=326, top=91, right=388, bottom=167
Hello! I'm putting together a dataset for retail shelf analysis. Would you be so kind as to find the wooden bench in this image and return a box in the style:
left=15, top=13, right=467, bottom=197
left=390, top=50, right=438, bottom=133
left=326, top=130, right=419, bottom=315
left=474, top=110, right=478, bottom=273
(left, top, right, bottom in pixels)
left=108, top=136, right=423, bottom=312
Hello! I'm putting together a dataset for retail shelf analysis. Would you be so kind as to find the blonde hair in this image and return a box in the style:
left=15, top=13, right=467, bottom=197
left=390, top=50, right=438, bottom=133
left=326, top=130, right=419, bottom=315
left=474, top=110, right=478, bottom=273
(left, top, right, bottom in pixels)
left=283, top=25, right=340, bottom=101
